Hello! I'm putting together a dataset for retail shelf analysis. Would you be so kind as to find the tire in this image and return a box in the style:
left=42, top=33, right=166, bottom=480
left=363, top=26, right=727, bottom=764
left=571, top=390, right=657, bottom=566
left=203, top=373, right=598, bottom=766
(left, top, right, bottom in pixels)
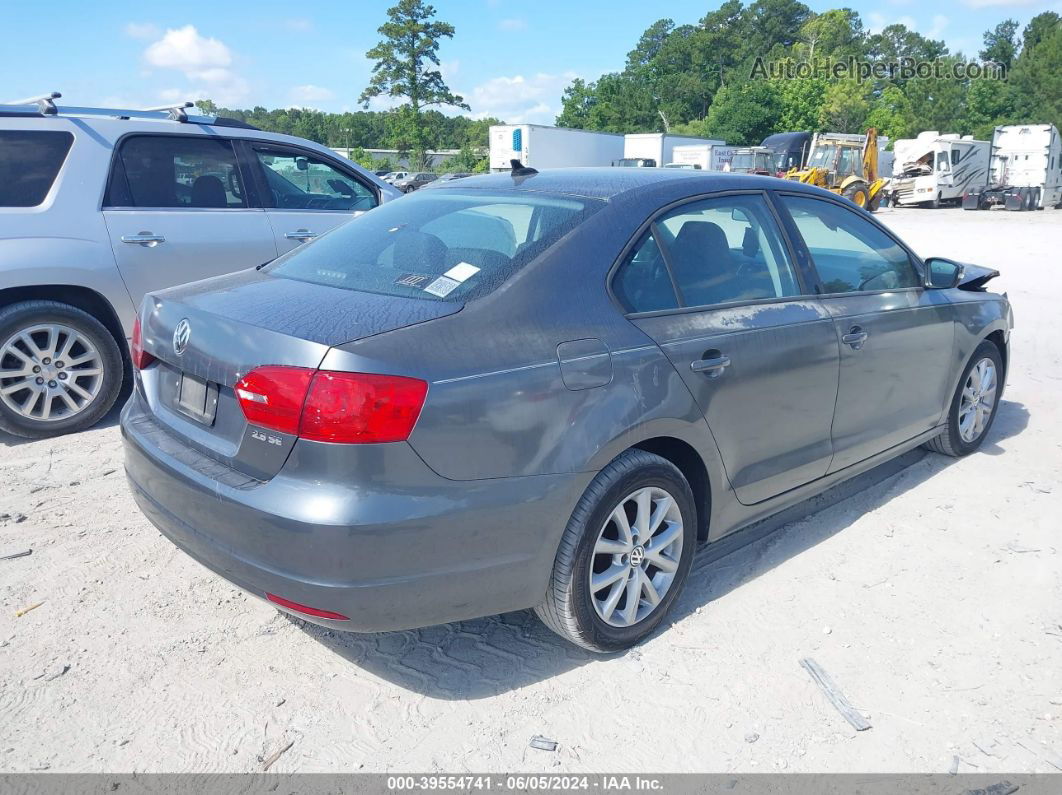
left=931, top=192, right=942, bottom=209
left=0, top=300, right=123, bottom=439
left=868, top=193, right=882, bottom=212
left=535, top=449, right=697, bottom=653
left=924, top=340, right=1003, bottom=458
left=842, top=183, right=869, bottom=208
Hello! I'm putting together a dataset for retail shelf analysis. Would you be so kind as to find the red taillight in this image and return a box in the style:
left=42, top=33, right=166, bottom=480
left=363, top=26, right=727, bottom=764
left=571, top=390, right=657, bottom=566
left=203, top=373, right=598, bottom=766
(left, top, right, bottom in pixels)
left=266, top=592, right=349, bottom=621
left=234, top=366, right=428, bottom=444
left=131, top=314, right=155, bottom=370
left=234, top=366, right=314, bottom=436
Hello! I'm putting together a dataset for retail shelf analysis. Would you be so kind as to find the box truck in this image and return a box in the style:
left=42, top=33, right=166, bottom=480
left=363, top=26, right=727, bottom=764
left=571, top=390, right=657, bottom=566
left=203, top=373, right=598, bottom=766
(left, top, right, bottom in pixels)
left=666, top=143, right=738, bottom=171
left=963, top=124, right=1062, bottom=210
left=891, top=132, right=990, bottom=207
left=618, top=133, right=726, bottom=169
left=489, top=124, right=625, bottom=171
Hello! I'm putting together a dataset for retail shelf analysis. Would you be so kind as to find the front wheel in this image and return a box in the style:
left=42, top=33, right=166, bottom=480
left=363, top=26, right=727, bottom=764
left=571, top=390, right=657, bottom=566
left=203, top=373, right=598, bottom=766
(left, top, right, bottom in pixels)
left=535, top=449, right=697, bottom=653
left=0, top=301, right=124, bottom=438
left=842, top=183, right=869, bottom=208
left=924, top=340, right=1003, bottom=457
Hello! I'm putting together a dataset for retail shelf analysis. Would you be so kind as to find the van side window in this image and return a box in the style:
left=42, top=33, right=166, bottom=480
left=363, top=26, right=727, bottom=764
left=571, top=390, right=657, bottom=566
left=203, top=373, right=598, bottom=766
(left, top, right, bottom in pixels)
left=0, top=131, right=74, bottom=208
left=106, top=136, right=246, bottom=209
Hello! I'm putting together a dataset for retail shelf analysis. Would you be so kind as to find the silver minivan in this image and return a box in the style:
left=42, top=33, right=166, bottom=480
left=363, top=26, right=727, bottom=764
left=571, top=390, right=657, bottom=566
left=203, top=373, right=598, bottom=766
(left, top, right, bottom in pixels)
left=0, top=96, right=400, bottom=437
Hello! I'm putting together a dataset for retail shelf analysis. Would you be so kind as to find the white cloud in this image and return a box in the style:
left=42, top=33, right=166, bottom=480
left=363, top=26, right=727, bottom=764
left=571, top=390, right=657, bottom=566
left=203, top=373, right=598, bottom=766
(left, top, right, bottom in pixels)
left=464, top=72, right=578, bottom=124
left=439, top=59, right=460, bottom=81
left=498, top=18, right=527, bottom=31
left=124, top=22, right=159, bottom=40
left=290, top=84, right=335, bottom=105
left=283, top=18, right=314, bottom=32
left=867, top=13, right=917, bottom=34
left=144, top=25, right=232, bottom=72
left=142, top=26, right=249, bottom=106
left=962, top=0, right=1038, bottom=6
left=927, top=14, right=950, bottom=39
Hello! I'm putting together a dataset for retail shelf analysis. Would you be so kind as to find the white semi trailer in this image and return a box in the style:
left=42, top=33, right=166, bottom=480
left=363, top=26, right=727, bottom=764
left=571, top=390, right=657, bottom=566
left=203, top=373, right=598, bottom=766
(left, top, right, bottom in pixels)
left=891, top=132, right=990, bottom=207
left=619, top=133, right=726, bottom=168
left=489, top=124, right=625, bottom=171
left=964, top=123, right=1062, bottom=210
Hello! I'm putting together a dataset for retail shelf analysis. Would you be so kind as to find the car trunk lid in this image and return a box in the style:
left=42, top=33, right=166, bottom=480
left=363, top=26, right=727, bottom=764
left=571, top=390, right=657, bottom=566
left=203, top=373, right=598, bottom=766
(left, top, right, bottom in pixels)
left=138, top=269, right=459, bottom=480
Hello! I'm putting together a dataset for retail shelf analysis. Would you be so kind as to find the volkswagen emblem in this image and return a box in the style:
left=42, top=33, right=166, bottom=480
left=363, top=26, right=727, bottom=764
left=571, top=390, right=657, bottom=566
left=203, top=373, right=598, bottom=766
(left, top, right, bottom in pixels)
left=172, top=319, right=191, bottom=356
left=629, top=545, right=645, bottom=567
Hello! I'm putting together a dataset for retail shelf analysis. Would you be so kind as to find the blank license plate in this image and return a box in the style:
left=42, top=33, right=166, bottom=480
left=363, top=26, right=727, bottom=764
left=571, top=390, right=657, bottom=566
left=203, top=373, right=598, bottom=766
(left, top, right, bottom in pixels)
left=176, top=373, right=218, bottom=424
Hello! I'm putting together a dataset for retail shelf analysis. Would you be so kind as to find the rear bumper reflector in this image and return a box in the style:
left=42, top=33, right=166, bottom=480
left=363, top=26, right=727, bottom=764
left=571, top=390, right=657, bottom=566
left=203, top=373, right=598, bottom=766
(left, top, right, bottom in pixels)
left=265, top=592, right=350, bottom=621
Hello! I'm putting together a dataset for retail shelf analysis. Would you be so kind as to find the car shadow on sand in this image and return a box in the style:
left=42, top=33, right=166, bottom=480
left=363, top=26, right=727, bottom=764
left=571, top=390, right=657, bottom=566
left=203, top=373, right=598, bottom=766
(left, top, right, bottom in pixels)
left=302, top=400, right=1029, bottom=700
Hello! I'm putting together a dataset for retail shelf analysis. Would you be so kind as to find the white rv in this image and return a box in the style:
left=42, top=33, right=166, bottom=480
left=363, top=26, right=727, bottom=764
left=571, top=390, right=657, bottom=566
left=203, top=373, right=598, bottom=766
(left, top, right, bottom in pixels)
left=964, top=124, right=1062, bottom=210
left=891, top=132, right=990, bottom=207
left=489, top=124, right=625, bottom=171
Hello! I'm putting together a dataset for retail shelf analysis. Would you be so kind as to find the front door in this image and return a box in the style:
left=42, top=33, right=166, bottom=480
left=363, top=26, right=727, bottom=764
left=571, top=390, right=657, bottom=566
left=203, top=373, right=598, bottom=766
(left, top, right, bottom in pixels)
left=775, top=193, right=956, bottom=472
left=617, top=192, right=840, bottom=505
left=102, top=134, right=277, bottom=302
left=243, top=143, right=379, bottom=256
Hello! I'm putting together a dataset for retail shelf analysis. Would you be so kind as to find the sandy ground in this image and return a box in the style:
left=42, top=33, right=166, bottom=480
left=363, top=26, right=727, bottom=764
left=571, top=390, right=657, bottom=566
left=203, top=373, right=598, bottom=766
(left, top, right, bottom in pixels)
left=1, top=207, right=1060, bottom=774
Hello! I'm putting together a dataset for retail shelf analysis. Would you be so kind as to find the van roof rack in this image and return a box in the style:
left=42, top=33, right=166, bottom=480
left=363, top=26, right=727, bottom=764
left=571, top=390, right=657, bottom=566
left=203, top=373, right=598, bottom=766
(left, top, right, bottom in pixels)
left=0, top=92, right=259, bottom=129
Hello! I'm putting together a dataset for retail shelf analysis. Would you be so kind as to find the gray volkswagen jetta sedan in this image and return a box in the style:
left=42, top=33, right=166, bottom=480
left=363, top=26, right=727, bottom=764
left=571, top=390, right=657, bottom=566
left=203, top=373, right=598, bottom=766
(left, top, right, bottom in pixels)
left=122, top=168, right=1012, bottom=652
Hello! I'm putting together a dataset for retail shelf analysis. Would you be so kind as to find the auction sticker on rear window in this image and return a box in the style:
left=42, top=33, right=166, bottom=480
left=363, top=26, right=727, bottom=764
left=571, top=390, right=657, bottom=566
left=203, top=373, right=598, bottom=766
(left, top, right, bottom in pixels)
left=424, top=276, right=461, bottom=297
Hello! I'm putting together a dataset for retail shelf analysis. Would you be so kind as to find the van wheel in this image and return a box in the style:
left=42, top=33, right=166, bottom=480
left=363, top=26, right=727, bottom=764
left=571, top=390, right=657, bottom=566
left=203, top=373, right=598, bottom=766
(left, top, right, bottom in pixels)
left=535, top=450, right=697, bottom=653
left=0, top=301, right=123, bottom=438
left=924, top=341, right=1003, bottom=457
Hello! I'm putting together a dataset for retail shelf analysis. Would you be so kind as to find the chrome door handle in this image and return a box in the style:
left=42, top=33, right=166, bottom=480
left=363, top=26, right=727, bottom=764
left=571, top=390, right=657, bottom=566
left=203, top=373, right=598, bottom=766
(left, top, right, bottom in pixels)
left=691, top=354, right=731, bottom=377
left=284, top=229, right=318, bottom=241
left=121, top=233, right=165, bottom=246
left=842, top=326, right=869, bottom=349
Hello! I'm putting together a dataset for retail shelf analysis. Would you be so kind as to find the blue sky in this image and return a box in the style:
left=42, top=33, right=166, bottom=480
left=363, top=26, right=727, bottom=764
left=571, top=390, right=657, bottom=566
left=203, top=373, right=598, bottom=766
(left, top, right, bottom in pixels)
left=4, top=0, right=1059, bottom=123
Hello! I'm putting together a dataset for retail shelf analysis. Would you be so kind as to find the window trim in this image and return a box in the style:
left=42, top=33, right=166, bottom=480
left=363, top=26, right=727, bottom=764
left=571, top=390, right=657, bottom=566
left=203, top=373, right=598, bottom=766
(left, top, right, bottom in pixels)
left=770, top=190, right=927, bottom=297
left=606, top=188, right=815, bottom=318
left=101, top=131, right=258, bottom=211
left=238, top=139, right=380, bottom=212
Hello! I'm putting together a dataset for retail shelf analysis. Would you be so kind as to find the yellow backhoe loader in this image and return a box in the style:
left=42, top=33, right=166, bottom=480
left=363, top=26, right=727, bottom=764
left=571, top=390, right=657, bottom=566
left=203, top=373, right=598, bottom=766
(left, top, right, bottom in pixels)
left=786, top=128, right=886, bottom=211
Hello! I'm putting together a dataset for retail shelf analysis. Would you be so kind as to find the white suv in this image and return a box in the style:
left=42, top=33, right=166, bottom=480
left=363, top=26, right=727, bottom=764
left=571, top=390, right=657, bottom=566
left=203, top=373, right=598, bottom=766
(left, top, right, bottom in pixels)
left=0, top=95, right=400, bottom=437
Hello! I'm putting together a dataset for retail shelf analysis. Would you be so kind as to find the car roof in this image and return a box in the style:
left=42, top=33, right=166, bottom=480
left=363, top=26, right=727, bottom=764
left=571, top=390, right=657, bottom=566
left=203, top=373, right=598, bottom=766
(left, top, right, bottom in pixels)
left=428, top=167, right=821, bottom=201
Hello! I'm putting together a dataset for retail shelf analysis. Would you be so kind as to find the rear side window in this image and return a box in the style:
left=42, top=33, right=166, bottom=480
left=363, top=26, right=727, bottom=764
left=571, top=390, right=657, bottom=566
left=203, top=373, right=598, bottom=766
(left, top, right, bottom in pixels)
left=106, top=135, right=246, bottom=209
left=267, top=190, right=602, bottom=301
left=779, top=195, right=919, bottom=293
left=0, top=131, right=74, bottom=207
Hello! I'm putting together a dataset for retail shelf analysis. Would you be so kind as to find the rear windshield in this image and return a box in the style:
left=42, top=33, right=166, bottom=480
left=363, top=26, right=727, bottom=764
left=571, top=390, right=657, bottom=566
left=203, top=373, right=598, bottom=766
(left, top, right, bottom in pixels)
left=266, top=190, right=602, bottom=301
left=0, top=131, right=74, bottom=207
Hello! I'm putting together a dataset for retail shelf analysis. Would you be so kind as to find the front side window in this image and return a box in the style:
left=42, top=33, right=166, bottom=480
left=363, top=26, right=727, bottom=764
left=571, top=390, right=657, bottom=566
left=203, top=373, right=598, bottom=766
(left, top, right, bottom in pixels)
left=652, top=194, right=801, bottom=308
left=107, top=136, right=246, bottom=209
left=255, top=147, right=376, bottom=211
left=267, top=190, right=601, bottom=301
left=780, top=195, right=920, bottom=293
left=0, top=130, right=74, bottom=207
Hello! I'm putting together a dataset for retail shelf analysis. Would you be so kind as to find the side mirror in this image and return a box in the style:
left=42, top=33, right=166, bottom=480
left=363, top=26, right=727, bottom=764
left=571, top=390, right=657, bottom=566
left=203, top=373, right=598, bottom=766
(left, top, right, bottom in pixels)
left=296, top=157, right=309, bottom=171
left=925, top=257, right=965, bottom=289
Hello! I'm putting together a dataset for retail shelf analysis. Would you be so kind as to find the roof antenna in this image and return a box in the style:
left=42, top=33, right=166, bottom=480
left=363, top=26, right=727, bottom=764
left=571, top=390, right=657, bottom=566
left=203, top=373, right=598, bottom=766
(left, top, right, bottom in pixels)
left=510, top=159, right=538, bottom=177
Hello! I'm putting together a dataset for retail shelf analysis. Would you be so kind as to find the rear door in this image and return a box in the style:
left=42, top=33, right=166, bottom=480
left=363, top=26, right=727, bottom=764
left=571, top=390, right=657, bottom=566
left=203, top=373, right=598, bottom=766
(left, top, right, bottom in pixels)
left=775, top=193, right=956, bottom=472
left=617, top=192, right=840, bottom=505
left=240, top=141, right=379, bottom=256
left=103, top=134, right=277, bottom=301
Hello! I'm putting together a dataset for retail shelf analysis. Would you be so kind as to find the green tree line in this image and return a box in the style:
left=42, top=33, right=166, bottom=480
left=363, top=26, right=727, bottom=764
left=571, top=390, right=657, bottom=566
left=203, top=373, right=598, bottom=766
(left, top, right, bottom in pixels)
left=556, top=1, right=1062, bottom=146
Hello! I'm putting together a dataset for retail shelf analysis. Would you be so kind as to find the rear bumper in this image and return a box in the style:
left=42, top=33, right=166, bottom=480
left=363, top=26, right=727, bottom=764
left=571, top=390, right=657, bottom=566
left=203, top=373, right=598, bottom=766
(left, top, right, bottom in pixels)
left=122, top=394, right=590, bottom=632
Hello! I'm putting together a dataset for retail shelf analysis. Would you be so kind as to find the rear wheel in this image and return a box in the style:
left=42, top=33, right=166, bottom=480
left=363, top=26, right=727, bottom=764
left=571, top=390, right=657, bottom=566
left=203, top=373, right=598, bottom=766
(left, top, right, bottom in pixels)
left=0, top=301, right=123, bottom=438
left=535, top=449, right=697, bottom=653
left=842, top=183, right=869, bottom=208
left=924, top=340, right=1003, bottom=457
left=868, top=192, right=882, bottom=212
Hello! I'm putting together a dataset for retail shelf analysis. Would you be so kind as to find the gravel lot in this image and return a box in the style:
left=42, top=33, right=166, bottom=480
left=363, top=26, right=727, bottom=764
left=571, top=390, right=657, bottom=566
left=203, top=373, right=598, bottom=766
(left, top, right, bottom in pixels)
left=1, top=207, right=1060, bottom=774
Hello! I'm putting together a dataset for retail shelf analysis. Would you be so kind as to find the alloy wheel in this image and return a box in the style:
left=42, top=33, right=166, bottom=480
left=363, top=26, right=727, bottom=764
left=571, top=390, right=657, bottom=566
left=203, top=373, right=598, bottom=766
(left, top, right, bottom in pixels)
left=0, top=323, right=105, bottom=422
left=589, top=486, right=684, bottom=628
left=958, top=357, right=997, bottom=443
